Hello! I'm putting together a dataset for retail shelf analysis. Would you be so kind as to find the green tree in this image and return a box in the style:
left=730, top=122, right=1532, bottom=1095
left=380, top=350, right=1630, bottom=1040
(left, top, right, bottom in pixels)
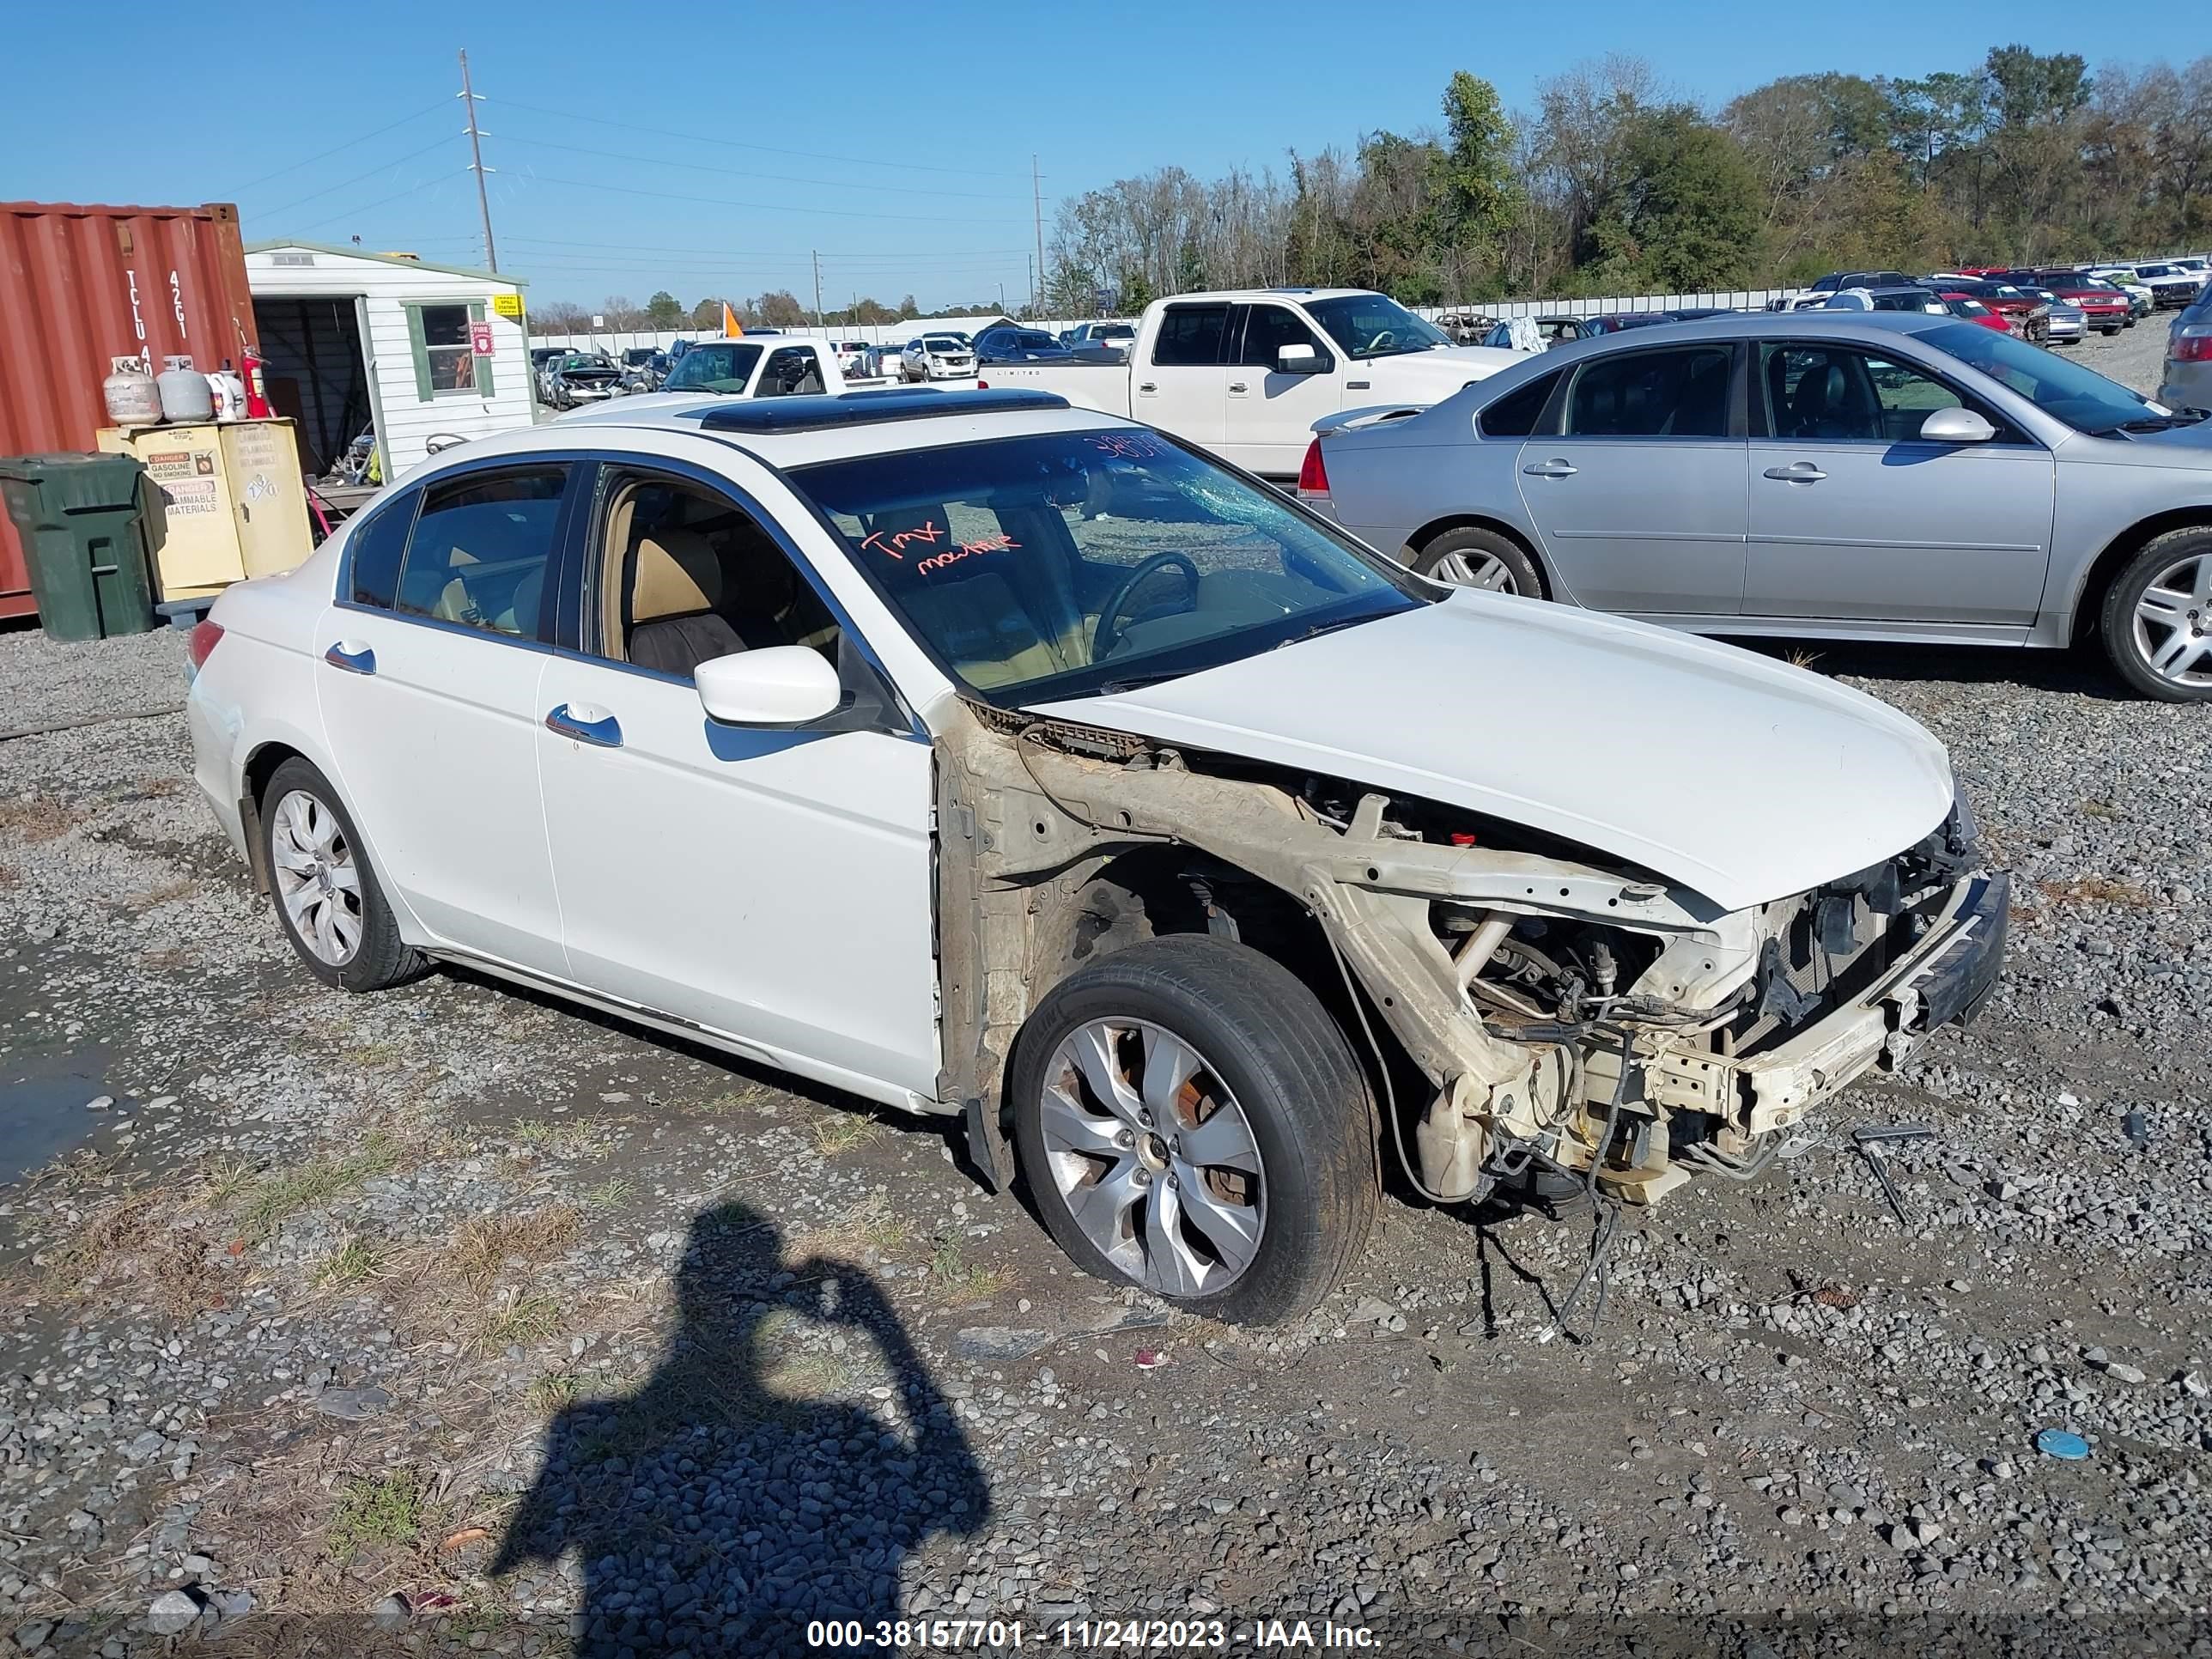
left=1431, top=70, right=1519, bottom=289
left=756, top=289, right=808, bottom=328
left=643, top=290, right=684, bottom=328
left=1589, top=106, right=1763, bottom=290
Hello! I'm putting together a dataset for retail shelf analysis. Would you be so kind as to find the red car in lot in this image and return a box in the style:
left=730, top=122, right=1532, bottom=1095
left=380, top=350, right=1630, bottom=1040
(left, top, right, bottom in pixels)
left=1936, top=293, right=2013, bottom=333
left=1928, top=277, right=2050, bottom=343
left=1998, top=270, right=2129, bottom=334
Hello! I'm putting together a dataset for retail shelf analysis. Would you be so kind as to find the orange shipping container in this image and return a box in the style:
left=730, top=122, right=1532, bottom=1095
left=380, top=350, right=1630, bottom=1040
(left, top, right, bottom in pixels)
left=0, top=201, right=257, bottom=619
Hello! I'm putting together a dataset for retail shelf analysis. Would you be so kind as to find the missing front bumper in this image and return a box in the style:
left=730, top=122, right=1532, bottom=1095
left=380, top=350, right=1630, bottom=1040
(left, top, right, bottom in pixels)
left=1644, top=869, right=2008, bottom=1138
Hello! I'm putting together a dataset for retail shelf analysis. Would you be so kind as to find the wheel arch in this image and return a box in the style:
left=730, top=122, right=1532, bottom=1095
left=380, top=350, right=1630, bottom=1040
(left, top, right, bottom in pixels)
left=2069, top=508, right=2212, bottom=646
left=1401, top=513, right=1553, bottom=597
left=237, top=739, right=311, bottom=896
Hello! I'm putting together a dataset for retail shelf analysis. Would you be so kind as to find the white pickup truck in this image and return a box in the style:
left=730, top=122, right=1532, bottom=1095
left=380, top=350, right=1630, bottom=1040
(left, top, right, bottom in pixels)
left=558, top=337, right=848, bottom=423
left=975, top=288, right=1521, bottom=477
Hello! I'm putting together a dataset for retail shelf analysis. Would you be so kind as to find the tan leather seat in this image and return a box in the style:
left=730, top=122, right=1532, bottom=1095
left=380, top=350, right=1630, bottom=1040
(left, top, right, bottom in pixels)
left=864, top=506, right=1063, bottom=689
left=628, top=528, right=744, bottom=678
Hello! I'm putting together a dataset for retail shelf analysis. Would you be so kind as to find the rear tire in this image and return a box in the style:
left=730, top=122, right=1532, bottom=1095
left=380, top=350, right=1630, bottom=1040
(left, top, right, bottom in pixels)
left=1009, top=936, right=1378, bottom=1325
left=1410, top=525, right=1547, bottom=599
left=2097, top=526, right=2212, bottom=702
left=259, top=757, right=427, bottom=992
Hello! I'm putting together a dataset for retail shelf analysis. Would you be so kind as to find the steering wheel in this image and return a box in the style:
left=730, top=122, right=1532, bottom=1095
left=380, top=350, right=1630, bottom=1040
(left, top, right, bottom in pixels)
left=1364, top=330, right=1395, bottom=352
left=1093, top=551, right=1200, bottom=660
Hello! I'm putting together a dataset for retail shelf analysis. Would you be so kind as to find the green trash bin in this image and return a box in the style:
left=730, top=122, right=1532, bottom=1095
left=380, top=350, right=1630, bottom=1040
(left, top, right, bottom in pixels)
left=0, top=453, right=163, bottom=642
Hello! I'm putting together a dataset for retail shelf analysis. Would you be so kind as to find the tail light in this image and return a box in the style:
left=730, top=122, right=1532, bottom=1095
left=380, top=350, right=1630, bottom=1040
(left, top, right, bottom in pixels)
left=2174, top=325, right=2212, bottom=363
left=186, top=619, right=224, bottom=672
left=1297, top=438, right=1330, bottom=499
left=974, top=377, right=988, bottom=389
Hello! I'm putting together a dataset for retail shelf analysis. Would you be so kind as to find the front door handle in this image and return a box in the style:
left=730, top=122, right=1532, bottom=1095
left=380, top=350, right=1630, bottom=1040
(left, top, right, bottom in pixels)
left=1522, top=459, right=1578, bottom=479
left=545, top=702, right=622, bottom=748
left=324, top=641, right=376, bottom=675
left=1763, top=462, right=1827, bottom=483
left=1228, top=380, right=1249, bottom=393
left=1137, top=381, right=1157, bottom=393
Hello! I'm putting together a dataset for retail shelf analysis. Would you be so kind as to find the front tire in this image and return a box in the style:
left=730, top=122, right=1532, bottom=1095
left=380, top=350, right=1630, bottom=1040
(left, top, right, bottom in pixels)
left=1009, top=936, right=1378, bottom=1325
left=260, top=757, right=426, bottom=991
left=1410, top=525, right=1546, bottom=598
left=2098, top=526, right=2212, bottom=702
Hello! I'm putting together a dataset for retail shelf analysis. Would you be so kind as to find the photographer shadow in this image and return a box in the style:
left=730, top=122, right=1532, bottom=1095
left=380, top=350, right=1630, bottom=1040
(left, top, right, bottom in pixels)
left=492, top=1199, right=989, bottom=1655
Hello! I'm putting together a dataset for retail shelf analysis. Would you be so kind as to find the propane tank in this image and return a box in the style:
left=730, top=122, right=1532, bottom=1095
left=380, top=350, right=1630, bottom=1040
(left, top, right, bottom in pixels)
left=239, top=339, right=271, bottom=419
left=103, top=359, right=164, bottom=426
left=209, top=360, right=247, bottom=423
left=157, top=356, right=215, bottom=423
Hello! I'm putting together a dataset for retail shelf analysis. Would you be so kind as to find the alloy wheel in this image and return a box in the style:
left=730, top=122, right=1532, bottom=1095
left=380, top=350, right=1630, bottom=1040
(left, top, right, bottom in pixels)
left=269, top=788, right=364, bottom=966
left=1036, top=1018, right=1266, bottom=1297
left=1431, top=550, right=1519, bottom=592
left=2131, top=551, right=2212, bottom=687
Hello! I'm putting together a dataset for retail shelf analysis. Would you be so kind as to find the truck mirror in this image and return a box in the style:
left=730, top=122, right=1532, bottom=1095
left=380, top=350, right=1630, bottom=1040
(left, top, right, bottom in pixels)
left=1277, top=344, right=1326, bottom=375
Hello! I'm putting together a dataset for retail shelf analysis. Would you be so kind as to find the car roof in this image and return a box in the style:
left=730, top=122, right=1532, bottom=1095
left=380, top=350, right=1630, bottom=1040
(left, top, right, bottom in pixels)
left=461, top=386, right=1145, bottom=471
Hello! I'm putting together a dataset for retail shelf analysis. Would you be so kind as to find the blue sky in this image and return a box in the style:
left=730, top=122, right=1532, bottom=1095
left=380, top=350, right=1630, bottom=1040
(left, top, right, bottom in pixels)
left=7, top=0, right=2100, bottom=313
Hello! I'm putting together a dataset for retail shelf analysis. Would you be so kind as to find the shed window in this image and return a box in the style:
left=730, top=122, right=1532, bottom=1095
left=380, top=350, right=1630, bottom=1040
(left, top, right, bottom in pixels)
left=421, top=305, right=477, bottom=392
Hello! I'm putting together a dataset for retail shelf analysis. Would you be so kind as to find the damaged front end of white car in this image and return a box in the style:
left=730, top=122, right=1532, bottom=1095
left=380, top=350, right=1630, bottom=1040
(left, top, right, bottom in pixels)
left=936, top=699, right=2007, bottom=1216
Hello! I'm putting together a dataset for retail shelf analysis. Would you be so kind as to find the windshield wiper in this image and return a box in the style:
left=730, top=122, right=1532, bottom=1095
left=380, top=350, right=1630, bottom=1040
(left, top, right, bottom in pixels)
left=1273, top=613, right=1382, bottom=651
left=1094, top=671, right=1188, bottom=695
left=2092, top=411, right=2209, bottom=436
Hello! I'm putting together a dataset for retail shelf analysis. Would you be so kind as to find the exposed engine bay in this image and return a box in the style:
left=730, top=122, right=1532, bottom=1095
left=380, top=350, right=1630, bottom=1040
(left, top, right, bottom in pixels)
left=934, top=700, right=2007, bottom=1209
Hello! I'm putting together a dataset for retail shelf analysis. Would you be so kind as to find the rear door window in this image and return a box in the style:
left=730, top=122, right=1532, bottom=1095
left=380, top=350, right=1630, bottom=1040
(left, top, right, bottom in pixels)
left=1239, top=304, right=1332, bottom=370
left=396, top=467, right=570, bottom=637
left=1564, top=346, right=1733, bottom=438
left=345, top=491, right=420, bottom=610
left=1151, top=304, right=1232, bottom=367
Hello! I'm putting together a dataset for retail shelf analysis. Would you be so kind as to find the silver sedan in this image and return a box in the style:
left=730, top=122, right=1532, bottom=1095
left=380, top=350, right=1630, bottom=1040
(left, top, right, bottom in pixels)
left=1307, top=311, right=2212, bottom=701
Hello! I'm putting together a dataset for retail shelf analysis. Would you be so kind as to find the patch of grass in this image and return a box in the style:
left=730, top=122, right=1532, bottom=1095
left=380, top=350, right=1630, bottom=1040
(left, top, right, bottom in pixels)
left=580, top=1176, right=635, bottom=1209
left=2039, top=875, right=2157, bottom=910
left=124, top=875, right=198, bottom=908
left=691, top=1085, right=762, bottom=1115
left=1784, top=647, right=1825, bottom=670
left=229, top=1135, right=397, bottom=1242
left=2080, top=798, right=2122, bottom=819
left=0, top=861, right=18, bottom=890
left=346, top=1038, right=408, bottom=1073
left=929, top=1237, right=1014, bottom=1301
left=450, top=1206, right=581, bottom=1292
left=526, top=1371, right=581, bottom=1414
left=0, top=796, right=86, bottom=843
left=768, top=1347, right=854, bottom=1399
left=798, top=1194, right=916, bottom=1259
left=482, top=1291, right=565, bottom=1350
left=315, top=1235, right=380, bottom=1291
left=811, top=1113, right=883, bottom=1155
left=325, top=1469, right=431, bottom=1563
left=511, top=1116, right=614, bottom=1158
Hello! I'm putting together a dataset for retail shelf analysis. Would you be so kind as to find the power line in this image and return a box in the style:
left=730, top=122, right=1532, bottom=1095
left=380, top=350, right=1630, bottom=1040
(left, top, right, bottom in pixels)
left=497, top=135, right=1030, bottom=202
left=486, top=96, right=1027, bottom=179
left=227, top=99, right=450, bottom=195
left=523, top=173, right=1028, bottom=225
left=290, top=175, right=461, bottom=237
left=255, top=134, right=459, bottom=220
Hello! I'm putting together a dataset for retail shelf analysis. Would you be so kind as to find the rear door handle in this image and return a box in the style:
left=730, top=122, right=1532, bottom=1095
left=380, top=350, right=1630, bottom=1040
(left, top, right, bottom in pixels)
left=1763, top=462, right=1827, bottom=483
left=1522, top=459, right=1578, bottom=478
left=323, top=641, right=375, bottom=675
left=545, top=702, right=622, bottom=748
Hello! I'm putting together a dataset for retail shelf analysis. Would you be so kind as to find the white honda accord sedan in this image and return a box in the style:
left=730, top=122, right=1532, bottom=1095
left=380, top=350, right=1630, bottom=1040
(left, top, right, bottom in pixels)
left=185, top=387, right=2006, bottom=1324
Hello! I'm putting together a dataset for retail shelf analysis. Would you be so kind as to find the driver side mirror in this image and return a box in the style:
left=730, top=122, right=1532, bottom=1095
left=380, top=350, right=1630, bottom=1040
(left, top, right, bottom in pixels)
left=1919, top=407, right=1996, bottom=443
left=696, top=646, right=844, bottom=727
left=1277, top=343, right=1328, bottom=375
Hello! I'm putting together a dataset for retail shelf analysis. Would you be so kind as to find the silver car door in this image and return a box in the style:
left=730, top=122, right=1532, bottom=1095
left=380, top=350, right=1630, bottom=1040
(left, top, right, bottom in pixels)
left=1744, top=342, right=2054, bottom=625
left=1513, top=342, right=1747, bottom=616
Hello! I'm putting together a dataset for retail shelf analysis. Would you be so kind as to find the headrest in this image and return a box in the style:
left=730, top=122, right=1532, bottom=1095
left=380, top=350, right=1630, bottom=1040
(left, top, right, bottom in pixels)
left=629, top=527, right=722, bottom=622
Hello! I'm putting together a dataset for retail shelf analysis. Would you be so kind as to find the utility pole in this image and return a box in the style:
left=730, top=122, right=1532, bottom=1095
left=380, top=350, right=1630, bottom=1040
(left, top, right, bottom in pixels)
left=811, top=251, right=824, bottom=331
left=1031, top=155, right=1046, bottom=314
left=459, top=49, right=497, bottom=272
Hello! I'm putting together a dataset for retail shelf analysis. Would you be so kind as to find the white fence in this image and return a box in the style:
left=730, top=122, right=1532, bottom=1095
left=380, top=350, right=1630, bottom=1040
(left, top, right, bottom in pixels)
left=530, top=289, right=1807, bottom=358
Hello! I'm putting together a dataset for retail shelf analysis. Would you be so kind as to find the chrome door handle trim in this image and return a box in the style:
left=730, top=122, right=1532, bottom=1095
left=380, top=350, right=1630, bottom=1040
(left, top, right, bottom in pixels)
left=1228, top=381, right=1249, bottom=392
left=323, top=642, right=376, bottom=674
left=1522, top=459, right=1578, bottom=478
left=1764, top=463, right=1827, bottom=482
left=544, top=703, right=622, bottom=747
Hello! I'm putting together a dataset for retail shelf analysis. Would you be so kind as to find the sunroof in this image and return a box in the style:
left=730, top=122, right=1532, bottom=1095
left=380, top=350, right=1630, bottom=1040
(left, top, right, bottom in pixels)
left=695, top=386, right=1070, bottom=434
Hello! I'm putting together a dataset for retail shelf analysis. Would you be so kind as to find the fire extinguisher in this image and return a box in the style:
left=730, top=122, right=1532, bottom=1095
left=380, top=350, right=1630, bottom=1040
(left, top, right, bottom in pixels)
left=235, top=321, right=271, bottom=419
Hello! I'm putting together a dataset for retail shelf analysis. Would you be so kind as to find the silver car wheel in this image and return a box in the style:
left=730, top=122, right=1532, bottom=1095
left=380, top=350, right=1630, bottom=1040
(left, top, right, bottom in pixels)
left=269, top=788, right=363, bottom=966
left=1431, top=550, right=1519, bottom=593
left=2131, top=552, right=2212, bottom=686
left=1036, top=1018, right=1266, bottom=1297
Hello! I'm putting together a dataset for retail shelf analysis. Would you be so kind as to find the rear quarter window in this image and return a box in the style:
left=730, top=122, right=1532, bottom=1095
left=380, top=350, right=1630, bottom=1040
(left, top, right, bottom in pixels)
left=1479, top=371, right=1560, bottom=438
left=344, top=492, right=420, bottom=610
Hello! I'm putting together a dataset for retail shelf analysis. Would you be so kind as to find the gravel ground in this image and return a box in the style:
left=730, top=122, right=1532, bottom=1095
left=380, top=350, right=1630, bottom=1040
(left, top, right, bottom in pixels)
left=1, top=328, right=2206, bottom=1658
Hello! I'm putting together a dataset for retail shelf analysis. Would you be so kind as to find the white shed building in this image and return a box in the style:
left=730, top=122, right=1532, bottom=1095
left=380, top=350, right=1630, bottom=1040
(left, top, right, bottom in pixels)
left=245, top=241, right=533, bottom=481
